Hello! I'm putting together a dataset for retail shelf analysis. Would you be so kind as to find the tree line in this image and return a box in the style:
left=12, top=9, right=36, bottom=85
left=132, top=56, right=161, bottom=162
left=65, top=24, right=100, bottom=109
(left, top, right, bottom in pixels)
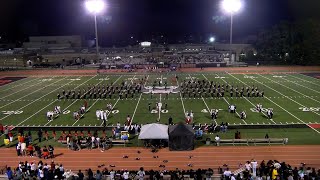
left=245, top=19, right=320, bottom=65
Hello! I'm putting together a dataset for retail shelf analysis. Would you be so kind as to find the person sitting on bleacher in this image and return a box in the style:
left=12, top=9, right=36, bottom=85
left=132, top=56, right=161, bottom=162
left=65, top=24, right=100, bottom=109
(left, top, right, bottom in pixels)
left=121, top=133, right=128, bottom=140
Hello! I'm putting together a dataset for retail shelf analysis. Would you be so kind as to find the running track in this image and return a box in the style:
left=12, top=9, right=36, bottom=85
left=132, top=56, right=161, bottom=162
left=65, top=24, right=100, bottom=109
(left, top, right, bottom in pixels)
left=1, top=146, right=320, bottom=172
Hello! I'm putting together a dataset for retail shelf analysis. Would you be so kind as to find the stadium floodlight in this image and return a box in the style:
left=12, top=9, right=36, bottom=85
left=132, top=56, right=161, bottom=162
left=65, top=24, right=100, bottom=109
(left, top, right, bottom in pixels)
left=209, top=37, right=215, bottom=43
left=221, top=0, right=242, bottom=63
left=85, top=0, right=105, bottom=14
left=85, top=0, right=106, bottom=58
left=221, top=0, right=242, bottom=14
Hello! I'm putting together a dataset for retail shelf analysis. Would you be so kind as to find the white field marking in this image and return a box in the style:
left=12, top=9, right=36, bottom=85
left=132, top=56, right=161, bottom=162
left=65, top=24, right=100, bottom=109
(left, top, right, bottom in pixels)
left=258, top=74, right=320, bottom=104
left=176, top=76, right=186, bottom=115
left=273, top=74, right=320, bottom=94
left=287, top=74, right=320, bottom=88
left=0, top=77, right=42, bottom=93
left=201, top=97, right=217, bottom=125
left=202, top=74, right=245, bottom=124
left=100, top=97, right=121, bottom=126
left=72, top=75, right=122, bottom=126
left=199, top=74, right=218, bottom=124
left=246, top=75, right=320, bottom=134
left=225, top=72, right=275, bottom=123
left=158, top=93, right=162, bottom=121
left=265, top=96, right=320, bottom=134
left=11, top=77, right=82, bottom=127
left=0, top=77, right=67, bottom=109
left=130, top=75, right=149, bottom=124
left=0, top=77, right=52, bottom=99
left=44, top=75, right=98, bottom=126
left=300, top=73, right=320, bottom=82
left=250, top=75, right=320, bottom=117
left=0, top=78, right=69, bottom=119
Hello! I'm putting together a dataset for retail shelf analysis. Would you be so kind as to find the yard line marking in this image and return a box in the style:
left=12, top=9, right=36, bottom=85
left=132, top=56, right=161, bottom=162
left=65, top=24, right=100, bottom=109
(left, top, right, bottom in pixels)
left=72, top=75, right=122, bottom=126
left=249, top=74, right=320, bottom=117
left=12, top=77, right=81, bottom=127
left=225, top=72, right=275, bottom=124
left=240, top=74, right=320, bottom=134
left=100, top=97, right=121, bottom=126
left=0, top=78, right=55, bottom=99
left=0, top=77, right=72, bottom=122
left=44, top=75, right=98, bottom=126
left=201, top=97, right=217, bottom=125
left=0, top=77, right=42, bottom=93
left=287, top=74, right=320, bottom=87
left=176, top=76, right=186, bottom=116
left=265, top=96, right=320, bottom=134
left=272, top=73, right=320, bottom=94
left=204, top=74, right=245, bottom=124
left=131, top=75, right=149, bottom=124
left=0, top=77, right=67, bottom=109
left=158, top=93, right=162, bottom=122
left=299, top=73, right=320, bottom=83
left=259, top=74, right=320, bottom=104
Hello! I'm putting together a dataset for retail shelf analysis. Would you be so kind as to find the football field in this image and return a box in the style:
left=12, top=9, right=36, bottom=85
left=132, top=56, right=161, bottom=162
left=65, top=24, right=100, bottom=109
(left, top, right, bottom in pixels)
left=0, top=72, right=320, bottom=132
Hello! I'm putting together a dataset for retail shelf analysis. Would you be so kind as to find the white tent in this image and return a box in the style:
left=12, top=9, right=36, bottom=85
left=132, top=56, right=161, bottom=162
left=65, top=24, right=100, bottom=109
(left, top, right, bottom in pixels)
left=138, top=123, right=169, bottom=140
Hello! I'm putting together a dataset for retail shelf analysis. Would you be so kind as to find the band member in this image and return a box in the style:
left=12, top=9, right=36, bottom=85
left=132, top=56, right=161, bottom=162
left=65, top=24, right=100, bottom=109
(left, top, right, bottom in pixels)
left=106, top=103, right=113, bottom=111
left=80, top=105, right=86, bottom=114
left=185, top=112, right=192, bottom=124
left=228, top=104, right=236, bottom=113
left=256, top=103, right=262, bottom=112
left=96, top=110, right=100, bottom=120
left=84, top=101, right=88, bottom=109
left=126, top=115, right=131, bottom=126
left=267, top=109, right=273, bottom=119
left=240, top=111, right=247, bottom=119
left=46, top=111, right=54, bottom=121
left=73, top=111, right=80, bottom=120
left=211, top=109, right=219, bottom=120
left=54, top=106, right=61, bottom=114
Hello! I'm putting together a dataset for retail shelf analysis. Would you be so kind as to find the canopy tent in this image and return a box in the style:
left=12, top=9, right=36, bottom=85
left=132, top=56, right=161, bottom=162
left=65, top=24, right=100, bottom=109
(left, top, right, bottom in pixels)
left=138, top=123, right=169, bottom=140
left=168, top=123, right=195, bottom=151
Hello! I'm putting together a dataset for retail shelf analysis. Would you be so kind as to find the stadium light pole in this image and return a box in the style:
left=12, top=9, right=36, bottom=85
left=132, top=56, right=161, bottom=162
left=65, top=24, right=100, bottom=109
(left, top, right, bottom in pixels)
left=221, top=0, right=242, bottom=63
left=85, top=0, right=106, bottom=59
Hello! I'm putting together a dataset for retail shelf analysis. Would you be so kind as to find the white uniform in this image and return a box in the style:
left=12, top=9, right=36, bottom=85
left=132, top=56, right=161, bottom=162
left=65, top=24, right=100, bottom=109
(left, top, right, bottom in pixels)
left=158, top=102, right=162, bottom=111
left=100, top=110, right=104, bottom=120
left=55, top=106, right=61, bottom=114
left=96, top=110, right=100, bottom=120
left=103, top=111, right=107, bottom=120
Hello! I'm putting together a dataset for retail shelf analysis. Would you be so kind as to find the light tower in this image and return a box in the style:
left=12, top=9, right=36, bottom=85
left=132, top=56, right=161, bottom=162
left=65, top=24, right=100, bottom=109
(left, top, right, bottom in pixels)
left=85, top=0, right=106, bottom=58
left=221, top=0, right=242, bottom=62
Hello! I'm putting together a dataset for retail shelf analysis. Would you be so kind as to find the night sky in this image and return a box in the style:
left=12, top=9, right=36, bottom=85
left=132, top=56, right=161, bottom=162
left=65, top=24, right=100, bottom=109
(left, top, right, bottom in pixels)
left=0, top=0, right=320, bottom=46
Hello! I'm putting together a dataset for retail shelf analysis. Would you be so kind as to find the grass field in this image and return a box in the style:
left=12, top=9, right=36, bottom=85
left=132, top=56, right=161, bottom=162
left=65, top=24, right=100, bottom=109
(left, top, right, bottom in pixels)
left=0, top=72, right=320, bottom=144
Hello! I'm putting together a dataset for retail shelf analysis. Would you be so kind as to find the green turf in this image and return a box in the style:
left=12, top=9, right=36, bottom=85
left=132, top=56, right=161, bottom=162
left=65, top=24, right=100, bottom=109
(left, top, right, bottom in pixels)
left=0, top=72, right=320, bottom=144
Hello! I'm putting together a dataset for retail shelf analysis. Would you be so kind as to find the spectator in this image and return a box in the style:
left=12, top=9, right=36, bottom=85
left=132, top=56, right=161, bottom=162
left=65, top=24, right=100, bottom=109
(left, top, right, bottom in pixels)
left=48, top=145, right=54, bottom=158
left=87, top=168, right=94, bottom=179
left=137, top=167, right=145, bottom=180
left=123, top=169, right=130, bottom=180
left=27, top=143, right=34, bottom=157
left=6, top=167, right=13, bottom=180
left=95, top=170, right=103, bottom=180
left=4, top=126, right=9, bottom=139
left=223, top=168, right=232, bottom=180
left=78, top=170, right=84, bottom=180
left=215, top=135, right=220, bottom=146
left=0, top=123, right=3, bottom=135
left=38, top=129, right=43, bottom=143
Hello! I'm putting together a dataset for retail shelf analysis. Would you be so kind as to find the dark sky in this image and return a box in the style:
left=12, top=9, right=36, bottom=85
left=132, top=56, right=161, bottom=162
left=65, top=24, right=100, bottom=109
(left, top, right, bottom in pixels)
left=0, top=0, right=320, bottom=46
